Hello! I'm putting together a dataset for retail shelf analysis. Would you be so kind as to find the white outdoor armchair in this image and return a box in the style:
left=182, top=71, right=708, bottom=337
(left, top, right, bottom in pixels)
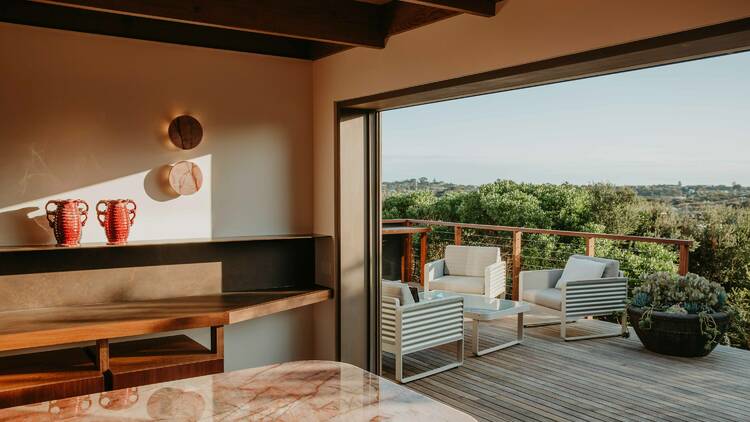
left=519, top=255, right=628, bottom=341
left=424, top=245, right=505, bottom=298
left=381, top=282, right=464, bottom=383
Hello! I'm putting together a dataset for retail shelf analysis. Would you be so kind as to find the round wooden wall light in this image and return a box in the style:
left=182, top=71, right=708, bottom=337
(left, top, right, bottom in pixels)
left=168, top=115, right=203, bottom=150
left=168, top=161, right=203, bottom=196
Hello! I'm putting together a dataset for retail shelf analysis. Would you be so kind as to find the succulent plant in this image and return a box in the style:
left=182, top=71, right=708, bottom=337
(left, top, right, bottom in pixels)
left=684, top=302, right=701, bottom=314
left=717, top=290, right=728, bottom=307
left=631, top=272, right=733, bottom=350
left=631, top=272, right=727, bottom=314
left=631, top=292, right=651, bottom=308
left=666, top=304, right=687, bottom=314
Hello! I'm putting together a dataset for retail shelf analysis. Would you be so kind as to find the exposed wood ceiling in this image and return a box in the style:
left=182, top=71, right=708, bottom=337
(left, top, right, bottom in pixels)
left=0, top=0, right=500, bottom=60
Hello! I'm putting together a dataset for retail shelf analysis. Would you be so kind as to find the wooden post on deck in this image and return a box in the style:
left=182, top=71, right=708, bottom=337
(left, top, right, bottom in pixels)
left=420, top=231, right=428, bottom=286
left=678, top=244, right=690, bottom=276
left=512, top=231, right=522, bottom=301
left=585, top=237, right=596, bottom=256
left=454, top=226, right=462, bottom=245
left=404, top=234, right=413, bottom=284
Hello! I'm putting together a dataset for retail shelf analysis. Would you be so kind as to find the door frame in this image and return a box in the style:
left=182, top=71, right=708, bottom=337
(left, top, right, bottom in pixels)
left=333, top=17, right=750, bottom=374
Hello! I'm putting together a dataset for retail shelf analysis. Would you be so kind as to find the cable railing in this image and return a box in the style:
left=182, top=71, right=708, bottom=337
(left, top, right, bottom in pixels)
left=383, top=218, right=693, bottom=300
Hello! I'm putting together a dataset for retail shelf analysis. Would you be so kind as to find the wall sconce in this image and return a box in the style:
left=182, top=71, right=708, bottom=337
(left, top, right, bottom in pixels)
left=168, top=115, right=203, bottom=150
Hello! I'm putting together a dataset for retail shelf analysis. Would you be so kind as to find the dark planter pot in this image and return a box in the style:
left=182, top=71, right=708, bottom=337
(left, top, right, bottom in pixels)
left=628, top=306, right=729, bottom=357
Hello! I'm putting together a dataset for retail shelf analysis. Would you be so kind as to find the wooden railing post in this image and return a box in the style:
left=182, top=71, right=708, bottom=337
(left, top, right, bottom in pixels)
left=585, top=237, right=595, bottom=256
left=454, top=225, right=462, bottom=245
left=512, top=231, right=522, bottom=300
left=678, top=244, right=690, bottom=275
left=404, top=234, right=413, bottom=283
left=420, top=231, right=428, bottom=286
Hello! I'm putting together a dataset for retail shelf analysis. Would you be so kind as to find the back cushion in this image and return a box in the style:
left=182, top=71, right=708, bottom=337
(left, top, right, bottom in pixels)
left=382, top=280, right=415, bottom=306
left=555, top=258, right=606, bottom=288
left=569, top=254, right=620, bottom=278
left=444, top=245, right=500, bottom=277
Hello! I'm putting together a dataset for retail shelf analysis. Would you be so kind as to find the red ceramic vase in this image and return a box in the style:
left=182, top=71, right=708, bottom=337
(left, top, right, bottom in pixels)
left=45, top=199, right=89, bottom=247
left=96, top=199, right=136, bottom=245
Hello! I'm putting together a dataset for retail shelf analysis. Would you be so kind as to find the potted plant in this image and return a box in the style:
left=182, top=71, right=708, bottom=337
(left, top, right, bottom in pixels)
left=627, top=272, right=731, bottom=357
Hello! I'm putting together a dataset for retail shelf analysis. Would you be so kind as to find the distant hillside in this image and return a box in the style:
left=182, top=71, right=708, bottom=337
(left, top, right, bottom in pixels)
left=629, top=183, right=750, bottom=212
left=382, top=178, right=476, bottom=197
left=383, top=178, right=750, bottom=212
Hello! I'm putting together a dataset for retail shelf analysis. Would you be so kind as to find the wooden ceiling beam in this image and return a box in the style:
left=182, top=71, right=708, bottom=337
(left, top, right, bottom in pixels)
left=6, top=0, right=498, bottom=60
left=311, top=2, right=462, bottom=59
left=31, top=0, right=386, bottom=47
left=399, top=0, right=497, bottom=17
left=1, top=0, right=313, bottom=59
left=381, top=2, right=459, bottom=39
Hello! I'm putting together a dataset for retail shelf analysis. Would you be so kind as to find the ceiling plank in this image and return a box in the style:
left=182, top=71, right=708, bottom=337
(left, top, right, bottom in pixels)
left=311, top=2, right=461, bottom=59
left=381, top=2, right=459, bottom=38
left=399, top=0, right=497, bottom=17
left=1, top=0, right=313, bottom=59
left=31, top=0, right=386, bottom=47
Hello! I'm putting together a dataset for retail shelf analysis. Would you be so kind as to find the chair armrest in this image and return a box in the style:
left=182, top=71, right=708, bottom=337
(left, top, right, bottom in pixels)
left=484, top=261, right=506, bottom=298
left=519, top=269, right=563, bottom=299
left=401, top=294, right=463, bottom=312
left=563, top=276, right=628, bottom=289
left=424, top=259, right=446, bottom=291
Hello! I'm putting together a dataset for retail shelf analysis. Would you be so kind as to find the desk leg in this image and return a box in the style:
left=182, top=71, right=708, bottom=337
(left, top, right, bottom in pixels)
left=96, top=339, right=109, bottom=372
left=211, top=326, right=224, bottom=358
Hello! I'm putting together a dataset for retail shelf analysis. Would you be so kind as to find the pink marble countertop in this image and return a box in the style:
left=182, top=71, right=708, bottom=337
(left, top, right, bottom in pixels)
left=0, top=360, right=475, bottom=421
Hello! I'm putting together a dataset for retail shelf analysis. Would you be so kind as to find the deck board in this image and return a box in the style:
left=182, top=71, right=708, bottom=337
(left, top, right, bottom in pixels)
left=383, top=310, right=750, bottom=422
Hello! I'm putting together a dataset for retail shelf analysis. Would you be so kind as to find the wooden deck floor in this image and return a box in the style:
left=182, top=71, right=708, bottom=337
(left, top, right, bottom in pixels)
left=382, top=310, right=750, bottom=422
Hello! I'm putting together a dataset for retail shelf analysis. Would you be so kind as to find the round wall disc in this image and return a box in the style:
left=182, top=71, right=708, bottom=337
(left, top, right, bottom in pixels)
left=168, top=161, right=203, bottom=195
left=168, top=115, right=203, bottom=150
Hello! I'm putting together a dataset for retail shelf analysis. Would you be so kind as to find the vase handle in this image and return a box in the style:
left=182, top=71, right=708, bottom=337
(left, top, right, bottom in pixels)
left=78, top=200, right=89, bottom=227
left=126, top=200, right=137, bottom=226
left=45, top=201, right=57, bottom=228
left=96, top=200, right=108, bottom=226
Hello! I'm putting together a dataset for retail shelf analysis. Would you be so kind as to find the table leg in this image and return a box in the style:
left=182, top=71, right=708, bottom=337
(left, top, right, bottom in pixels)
left=472, top=319, right=480, bottom=356
left=473, top=314, right=524, bottom=357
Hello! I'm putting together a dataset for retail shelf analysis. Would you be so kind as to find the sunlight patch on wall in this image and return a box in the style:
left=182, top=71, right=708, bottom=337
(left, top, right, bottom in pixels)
left=0, top=155, right=212, bottom=246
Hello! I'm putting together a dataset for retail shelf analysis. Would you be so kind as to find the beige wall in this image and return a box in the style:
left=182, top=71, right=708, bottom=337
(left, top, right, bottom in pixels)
left=0, top=23, right=312, bottom=245
left=0, top=23, right=318, bottom=369
left=311, top=0, right=750, bottom=362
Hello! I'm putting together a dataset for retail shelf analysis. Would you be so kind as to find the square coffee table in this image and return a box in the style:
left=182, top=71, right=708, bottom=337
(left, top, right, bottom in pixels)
left=462, top=295, right=530, bottom=356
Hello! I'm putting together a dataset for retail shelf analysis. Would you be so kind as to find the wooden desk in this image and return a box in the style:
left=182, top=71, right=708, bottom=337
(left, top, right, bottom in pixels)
left=0, top=288, right=332, bottom=408
left=0, top=288, right=332, bottom=352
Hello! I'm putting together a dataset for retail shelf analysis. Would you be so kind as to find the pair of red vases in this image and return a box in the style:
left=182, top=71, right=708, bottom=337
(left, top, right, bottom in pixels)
left=45, top=199, right=136, bottom=247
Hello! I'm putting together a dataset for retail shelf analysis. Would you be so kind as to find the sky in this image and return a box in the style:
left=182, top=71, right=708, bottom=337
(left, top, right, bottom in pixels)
left=381, top=51, right=750, bottom=186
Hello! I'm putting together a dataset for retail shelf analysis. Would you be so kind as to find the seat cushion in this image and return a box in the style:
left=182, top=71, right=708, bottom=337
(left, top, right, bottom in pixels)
left=555, top=258, right=606, bottom=288
left=430, top=275, right=484, bottom=295
left=444, top=245, right=500, bottom=277
left=382, top=280, right=415, bottom=306
left=524, top=288, right=562, bottom=311
left=569, top=254, right=620, bottom=278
